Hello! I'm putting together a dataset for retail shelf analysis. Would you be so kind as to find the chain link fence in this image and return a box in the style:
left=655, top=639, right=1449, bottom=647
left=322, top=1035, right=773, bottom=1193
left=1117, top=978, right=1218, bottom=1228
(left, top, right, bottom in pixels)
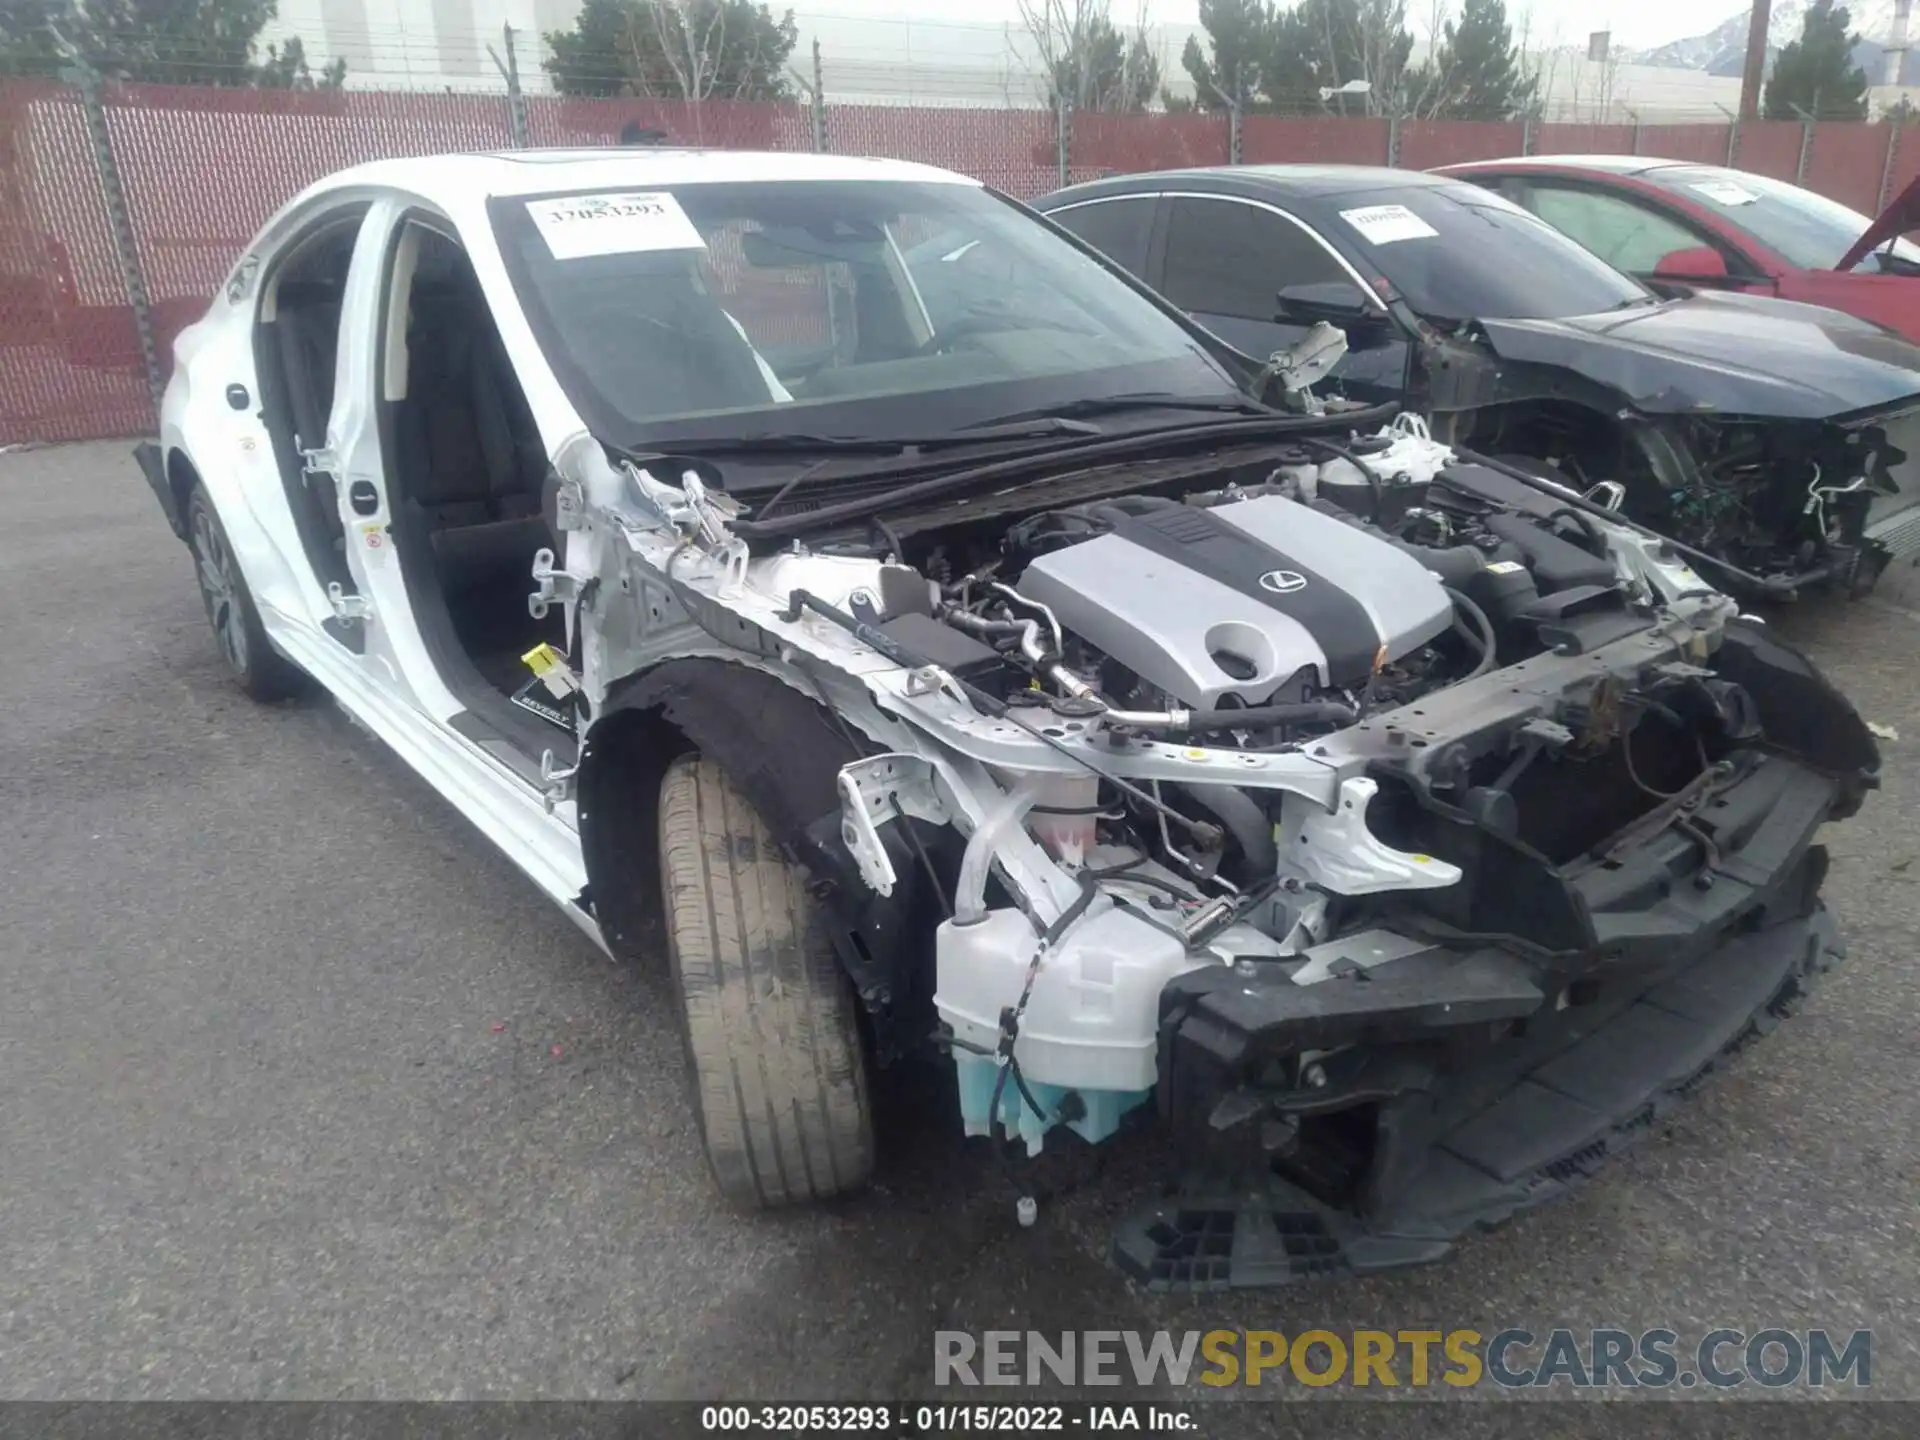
left=5, top=69, right=1920, bottom=447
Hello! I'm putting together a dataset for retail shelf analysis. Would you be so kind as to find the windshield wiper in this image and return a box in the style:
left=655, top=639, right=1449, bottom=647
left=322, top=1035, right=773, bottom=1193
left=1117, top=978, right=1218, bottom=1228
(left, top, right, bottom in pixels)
left=961, top=392, right=1274, bottom=428
left=731, top=400, right=1405, bottom=541
left=625, top=417, right=1102, bottom=458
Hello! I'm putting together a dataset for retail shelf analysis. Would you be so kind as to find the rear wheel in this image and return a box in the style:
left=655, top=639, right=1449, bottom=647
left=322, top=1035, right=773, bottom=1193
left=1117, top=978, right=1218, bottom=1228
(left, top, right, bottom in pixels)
left=657, top=755, right=874, bottom=1207
left=187, top=483, right=304, bottom=702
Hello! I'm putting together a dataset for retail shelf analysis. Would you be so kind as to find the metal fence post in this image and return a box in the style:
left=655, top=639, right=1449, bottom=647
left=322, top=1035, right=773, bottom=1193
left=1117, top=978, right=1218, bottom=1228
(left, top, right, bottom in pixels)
left=1228, top=94, right=1243, bottom=164
left=810, top=39, right=827, bottom=152
left=495, top=23, right=529, bottom=148
left=1727, top=115, right=1741, bottom=166
left=1796, top=110, right=1816, bottom=184
left=66, top=59, right=162, bottom=416
left=1880, top=119, right=1903, bottom=212
left=1627, top=107, right=1642, bottom=155
left=1056, top=95, right=1072, bottom=187
left=1386, top=110, right=1402, bottom=167
left=1521, top=113, right=1534, bottom=156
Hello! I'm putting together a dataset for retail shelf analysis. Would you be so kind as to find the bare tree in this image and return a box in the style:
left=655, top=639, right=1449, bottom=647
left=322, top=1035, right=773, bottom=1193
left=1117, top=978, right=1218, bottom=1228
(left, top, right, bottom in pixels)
left=1015, top=0, right=1161, bottom=111
left=1401, top=0, right=1459, bottom=118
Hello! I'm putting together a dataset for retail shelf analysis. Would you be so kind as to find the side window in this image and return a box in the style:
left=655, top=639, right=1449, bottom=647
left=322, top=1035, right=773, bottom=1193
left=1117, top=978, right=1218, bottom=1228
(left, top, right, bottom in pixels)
left=1518, top=184, right=1708, bottom=274
left=1160, top=197, right=1351, bottom=321
left=1049, top=197, right=1157, bottom=277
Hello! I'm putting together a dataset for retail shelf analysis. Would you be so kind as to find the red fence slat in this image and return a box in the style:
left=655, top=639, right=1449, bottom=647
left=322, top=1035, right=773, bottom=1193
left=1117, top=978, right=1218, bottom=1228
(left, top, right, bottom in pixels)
left=1531, top=122, right=1637, bottom=155
left=1733, top=120, right=1806, bottom=183
left=1399, top=120, right=1525, bottom=170
left=1068, top=110, right=1228, bottom=183
left=1806, top=123, right=1896, bottom=214
left=1637, top=124, right=1736, bottom=165
left=1241, top=114, right=1390, bottom=166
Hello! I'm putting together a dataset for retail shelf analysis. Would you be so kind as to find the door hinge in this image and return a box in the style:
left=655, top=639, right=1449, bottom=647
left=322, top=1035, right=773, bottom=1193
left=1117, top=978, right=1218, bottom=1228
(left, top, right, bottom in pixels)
left=539, top=749, right=578, bottom=815
left=528, top=547, right=576, bottom=620
left=299, top=442, right=340, bottom=479
left=326, top=581, right=371, bottom=622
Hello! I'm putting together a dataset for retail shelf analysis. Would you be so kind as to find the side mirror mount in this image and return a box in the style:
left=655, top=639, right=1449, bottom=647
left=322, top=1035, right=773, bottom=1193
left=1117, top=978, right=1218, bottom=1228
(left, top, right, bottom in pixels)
left=1651, top=246, right=1729, bottom=282
left=1276, top=281, right=1381, bottom=327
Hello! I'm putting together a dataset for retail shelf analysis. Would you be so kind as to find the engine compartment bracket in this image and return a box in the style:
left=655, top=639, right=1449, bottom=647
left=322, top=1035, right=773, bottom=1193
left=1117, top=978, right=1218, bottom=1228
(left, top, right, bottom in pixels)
left=1280, top=776, right=1463, bottom=896
left=836, top=752, right=953, bottom=898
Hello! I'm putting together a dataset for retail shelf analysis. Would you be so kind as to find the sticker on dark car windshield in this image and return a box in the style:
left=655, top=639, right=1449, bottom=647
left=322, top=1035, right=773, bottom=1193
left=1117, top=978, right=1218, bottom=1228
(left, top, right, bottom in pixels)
left=526, top=191, right=706, bottom=259
left=1338, top=204, right=1439, bottom=245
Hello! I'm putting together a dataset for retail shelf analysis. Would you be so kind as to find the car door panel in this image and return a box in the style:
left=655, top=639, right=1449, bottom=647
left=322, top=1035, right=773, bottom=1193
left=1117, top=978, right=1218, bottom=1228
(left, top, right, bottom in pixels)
left=320, top=200, right=476, bottom=720
left=165, top=304, right=334, bottom=645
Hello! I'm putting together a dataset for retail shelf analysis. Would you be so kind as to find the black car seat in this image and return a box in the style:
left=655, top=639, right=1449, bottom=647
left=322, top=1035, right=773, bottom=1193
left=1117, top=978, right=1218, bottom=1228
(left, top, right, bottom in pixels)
left=532, top=250, right=776, bottom=420
left=395, top=259, right=550, bottom=608
left=273, top=279, right=348, bottom=558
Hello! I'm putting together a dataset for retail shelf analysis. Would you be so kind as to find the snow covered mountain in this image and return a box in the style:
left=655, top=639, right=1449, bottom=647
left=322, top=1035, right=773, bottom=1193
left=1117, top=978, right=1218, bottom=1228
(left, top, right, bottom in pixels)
left=1632, top=0, right=1909, bottom=82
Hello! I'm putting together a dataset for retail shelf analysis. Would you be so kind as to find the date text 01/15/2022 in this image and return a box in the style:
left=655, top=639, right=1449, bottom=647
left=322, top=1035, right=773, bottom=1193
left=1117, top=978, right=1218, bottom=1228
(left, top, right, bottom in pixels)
left=698, top=1404, right=1195, bottom=1432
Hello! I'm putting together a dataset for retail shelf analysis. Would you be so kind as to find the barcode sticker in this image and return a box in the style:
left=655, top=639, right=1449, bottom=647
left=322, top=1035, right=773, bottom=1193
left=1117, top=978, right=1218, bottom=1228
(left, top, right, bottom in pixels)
left=527, top=192, right=706, bottom=259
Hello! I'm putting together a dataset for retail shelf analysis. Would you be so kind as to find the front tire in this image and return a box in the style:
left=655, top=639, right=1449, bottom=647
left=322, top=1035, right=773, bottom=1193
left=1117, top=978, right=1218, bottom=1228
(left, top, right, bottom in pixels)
left=657, top=755, right=874, bottom=1207
left=186, top=483, right=303, bottom=702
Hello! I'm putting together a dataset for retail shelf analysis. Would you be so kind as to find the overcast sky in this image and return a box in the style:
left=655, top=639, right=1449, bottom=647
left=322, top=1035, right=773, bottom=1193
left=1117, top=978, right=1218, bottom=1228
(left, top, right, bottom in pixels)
left=805, top=0, right=1752, bottom=53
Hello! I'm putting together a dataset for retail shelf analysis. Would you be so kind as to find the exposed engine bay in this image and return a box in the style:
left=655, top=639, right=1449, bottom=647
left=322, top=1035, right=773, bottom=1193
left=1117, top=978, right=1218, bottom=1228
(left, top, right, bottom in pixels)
left=565, top=415, right=1877, bottom=1287
left=1448, top=397, right=1913, bottom=598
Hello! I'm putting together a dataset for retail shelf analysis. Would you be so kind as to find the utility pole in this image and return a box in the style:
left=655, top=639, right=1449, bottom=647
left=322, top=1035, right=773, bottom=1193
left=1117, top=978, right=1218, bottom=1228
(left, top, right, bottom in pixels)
left=1738, top=0, right=1771, bottom=122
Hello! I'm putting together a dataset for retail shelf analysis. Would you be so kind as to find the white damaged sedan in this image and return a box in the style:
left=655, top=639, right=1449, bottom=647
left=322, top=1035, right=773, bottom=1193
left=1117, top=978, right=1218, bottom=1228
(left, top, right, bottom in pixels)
left=140, top=148, right=1878, bottom=1289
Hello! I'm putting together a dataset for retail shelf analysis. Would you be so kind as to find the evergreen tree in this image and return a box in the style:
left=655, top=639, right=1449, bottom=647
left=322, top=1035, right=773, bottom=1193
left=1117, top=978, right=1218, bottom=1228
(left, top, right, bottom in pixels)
left=0, top=0, right=345, bottom=86
left=545, top=0, right=797, bottom=102
left=1181, top=0, right=1274, bottom=109
left=1763, top=0, right=1869, bottom=121
left=1424, top=0, right=1535, bottom=119
left=1264, top=0, right=1411, bottom=115
left=1050, top=13, right=1160, bottom=111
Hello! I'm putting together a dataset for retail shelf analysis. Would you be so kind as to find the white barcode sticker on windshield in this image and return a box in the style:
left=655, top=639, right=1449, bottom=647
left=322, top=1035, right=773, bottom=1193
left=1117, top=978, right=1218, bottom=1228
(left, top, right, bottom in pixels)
left=527, top=192, right=706, bottom=259
left=1689, top=179, right=1759, bottom=206
left=1338, top=204, right=1440, bottom=245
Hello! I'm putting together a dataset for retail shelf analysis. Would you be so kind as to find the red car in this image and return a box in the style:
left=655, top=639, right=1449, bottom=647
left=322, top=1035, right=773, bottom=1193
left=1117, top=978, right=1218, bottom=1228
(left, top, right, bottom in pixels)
left=1438, top=155, right=1920, bottom=342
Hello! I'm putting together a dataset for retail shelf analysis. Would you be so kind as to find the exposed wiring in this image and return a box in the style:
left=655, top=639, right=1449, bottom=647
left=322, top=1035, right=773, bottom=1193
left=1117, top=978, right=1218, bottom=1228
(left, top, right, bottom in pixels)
left=1805, top=463, right=1871, bottom=538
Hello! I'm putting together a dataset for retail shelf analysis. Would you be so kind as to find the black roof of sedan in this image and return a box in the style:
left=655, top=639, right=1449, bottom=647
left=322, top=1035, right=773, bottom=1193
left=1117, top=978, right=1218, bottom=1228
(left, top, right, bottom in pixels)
left=1041, top=164, right=1456, bottom=208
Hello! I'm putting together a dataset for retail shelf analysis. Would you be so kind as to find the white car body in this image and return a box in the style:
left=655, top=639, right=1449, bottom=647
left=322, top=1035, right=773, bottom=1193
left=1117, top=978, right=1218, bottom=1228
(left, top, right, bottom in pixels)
left=144, top=148, right=1867, bottom=1286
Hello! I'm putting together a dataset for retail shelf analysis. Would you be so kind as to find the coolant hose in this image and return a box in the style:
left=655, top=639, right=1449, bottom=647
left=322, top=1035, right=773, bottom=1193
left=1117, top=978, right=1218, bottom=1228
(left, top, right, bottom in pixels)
left=953, top=778, right=1046, bottom=927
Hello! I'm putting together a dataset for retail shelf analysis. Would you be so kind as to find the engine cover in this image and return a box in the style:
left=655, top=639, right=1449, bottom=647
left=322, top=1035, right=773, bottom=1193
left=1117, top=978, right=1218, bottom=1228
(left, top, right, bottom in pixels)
left=1018, top=495, right=1454, bottom=702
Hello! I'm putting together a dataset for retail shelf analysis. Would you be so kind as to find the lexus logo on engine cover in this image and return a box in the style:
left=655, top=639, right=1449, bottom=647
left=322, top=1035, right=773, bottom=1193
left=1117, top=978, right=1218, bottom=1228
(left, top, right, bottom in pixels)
left=1259, top=569, right=1308, bottom=594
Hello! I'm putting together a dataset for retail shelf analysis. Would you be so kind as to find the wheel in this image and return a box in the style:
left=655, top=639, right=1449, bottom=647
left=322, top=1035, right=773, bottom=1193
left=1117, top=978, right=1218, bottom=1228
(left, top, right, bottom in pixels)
left=657, top=755, right=874, bottom=1206
left=186, top=483, right=304, bottom=701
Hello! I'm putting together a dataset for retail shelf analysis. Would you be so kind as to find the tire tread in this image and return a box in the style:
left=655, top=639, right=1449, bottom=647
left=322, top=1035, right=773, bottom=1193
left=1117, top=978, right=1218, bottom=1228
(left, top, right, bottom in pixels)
left=658, top=755, right=872, bottom=1206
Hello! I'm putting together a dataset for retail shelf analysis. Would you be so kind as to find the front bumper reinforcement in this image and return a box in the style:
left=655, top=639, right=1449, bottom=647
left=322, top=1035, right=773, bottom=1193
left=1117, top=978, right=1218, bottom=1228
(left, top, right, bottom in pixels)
left=1114, top=905, right=1842, bottom=1289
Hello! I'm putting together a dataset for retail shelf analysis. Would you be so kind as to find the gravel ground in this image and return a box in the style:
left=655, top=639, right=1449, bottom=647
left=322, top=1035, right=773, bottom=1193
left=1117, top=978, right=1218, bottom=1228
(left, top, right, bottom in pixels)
left=2, top=440, right=1916, bottom=1426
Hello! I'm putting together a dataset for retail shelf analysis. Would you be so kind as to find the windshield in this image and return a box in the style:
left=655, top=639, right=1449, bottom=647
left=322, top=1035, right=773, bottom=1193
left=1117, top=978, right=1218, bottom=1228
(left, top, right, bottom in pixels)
left=1328, top=183, right=1652, bottom=323
left=1638, top=165, right=1920, bottom=272
left=489, top=180, right=1242, bottom=452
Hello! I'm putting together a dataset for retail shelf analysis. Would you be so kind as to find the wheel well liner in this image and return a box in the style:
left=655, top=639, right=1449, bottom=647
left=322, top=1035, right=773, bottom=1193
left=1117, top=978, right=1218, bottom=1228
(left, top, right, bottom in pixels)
left=579, top=660, right=938, bottom=1041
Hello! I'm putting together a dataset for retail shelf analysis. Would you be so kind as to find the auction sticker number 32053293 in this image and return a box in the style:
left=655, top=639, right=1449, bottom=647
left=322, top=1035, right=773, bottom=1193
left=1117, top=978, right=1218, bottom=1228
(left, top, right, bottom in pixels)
left=527, top=191, right=708, bottom=260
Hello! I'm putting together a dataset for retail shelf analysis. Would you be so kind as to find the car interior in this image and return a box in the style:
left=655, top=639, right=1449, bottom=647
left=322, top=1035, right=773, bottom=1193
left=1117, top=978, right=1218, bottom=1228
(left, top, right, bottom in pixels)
left=383, top=221, right=566, bottom=714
